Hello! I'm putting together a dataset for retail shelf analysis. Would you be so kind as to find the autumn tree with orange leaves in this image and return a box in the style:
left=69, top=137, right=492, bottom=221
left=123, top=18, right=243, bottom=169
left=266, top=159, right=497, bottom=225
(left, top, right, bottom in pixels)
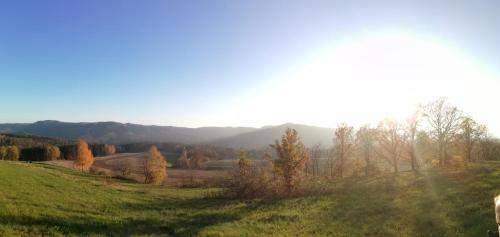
left=270, top=128, right=310, bottom=194
left=74, top=139, right=94, bottom=171
left=144, top=146, right=167, bottom=184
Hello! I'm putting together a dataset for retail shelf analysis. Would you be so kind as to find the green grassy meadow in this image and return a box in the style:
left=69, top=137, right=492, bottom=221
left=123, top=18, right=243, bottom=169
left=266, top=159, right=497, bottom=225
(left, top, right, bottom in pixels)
left=1, top=161, right=499, bottom=236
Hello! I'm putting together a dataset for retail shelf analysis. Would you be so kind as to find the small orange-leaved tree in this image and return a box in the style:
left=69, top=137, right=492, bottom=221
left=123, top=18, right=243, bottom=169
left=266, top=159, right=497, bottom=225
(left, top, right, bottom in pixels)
left=270, top=128, right=310, bottom=195
left=144, top=146, right=167, bottom=184
left=74, top=139, right=94, bottom=171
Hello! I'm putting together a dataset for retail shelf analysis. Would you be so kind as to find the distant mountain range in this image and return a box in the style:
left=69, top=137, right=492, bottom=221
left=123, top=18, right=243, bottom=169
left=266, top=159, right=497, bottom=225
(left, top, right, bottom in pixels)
left=0, top=121, right=334, bottom=149
left=211, top=123, right=333, bottom=149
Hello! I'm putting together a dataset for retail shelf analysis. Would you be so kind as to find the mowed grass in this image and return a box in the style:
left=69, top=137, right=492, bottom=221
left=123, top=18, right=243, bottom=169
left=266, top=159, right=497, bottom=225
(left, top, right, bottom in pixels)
left=1, top=161, right=500, bottom=237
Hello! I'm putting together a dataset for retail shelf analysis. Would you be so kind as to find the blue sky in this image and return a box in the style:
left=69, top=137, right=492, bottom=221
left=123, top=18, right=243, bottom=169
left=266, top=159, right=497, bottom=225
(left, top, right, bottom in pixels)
left=1, top=1, right=500, bottom=133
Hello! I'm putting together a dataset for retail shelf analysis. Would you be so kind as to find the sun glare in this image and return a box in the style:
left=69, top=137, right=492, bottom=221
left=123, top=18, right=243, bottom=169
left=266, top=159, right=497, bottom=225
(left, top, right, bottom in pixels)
left=231, top=31, right=500, bottom=129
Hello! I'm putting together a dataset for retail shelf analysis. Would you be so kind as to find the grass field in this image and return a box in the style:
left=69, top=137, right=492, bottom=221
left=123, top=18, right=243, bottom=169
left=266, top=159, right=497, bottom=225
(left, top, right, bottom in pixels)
left=1, top=161, right=499, bottom=236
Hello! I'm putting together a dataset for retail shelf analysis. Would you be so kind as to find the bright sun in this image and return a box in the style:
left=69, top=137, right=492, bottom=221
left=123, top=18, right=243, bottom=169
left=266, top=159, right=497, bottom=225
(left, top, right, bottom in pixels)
left=228, top=31, right=500, bottom=130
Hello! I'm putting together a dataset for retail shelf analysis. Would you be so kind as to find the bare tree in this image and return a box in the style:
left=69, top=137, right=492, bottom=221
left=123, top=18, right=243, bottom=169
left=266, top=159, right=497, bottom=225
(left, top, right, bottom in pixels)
left=307, top=143, right=322, bottom=177
left=424, top=98, right=462, bottom=166
left=118, top=159, right=133, bottom=176
left=326, top=147, right=335, bottom=178
left=355, top=125, right=378, bottom=176
left=479, top=132, right=500, bottom=161
left=376, top=119, right=405, bottom=174
left=460, top=116, right=486, bottom=162
left=405, top=107, right=423, bottom=171
left=334, top=123, right=354, bottom=178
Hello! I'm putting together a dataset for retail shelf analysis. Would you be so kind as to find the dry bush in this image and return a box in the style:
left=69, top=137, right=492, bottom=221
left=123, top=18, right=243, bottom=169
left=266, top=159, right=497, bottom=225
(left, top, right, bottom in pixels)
left=225, top=167, right=281, bottom=199
left=118, top=159, right=132, bottom=176
left=224, top=129, right=320, bottom=199
left=225, top=166, right=337, bottom=199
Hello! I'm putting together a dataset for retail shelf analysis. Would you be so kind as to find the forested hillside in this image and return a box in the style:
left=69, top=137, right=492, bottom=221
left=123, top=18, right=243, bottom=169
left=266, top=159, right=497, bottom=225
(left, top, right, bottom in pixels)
left=0, top=120, right=257, bottom=144
left=0, top=121, right=335, bottom=148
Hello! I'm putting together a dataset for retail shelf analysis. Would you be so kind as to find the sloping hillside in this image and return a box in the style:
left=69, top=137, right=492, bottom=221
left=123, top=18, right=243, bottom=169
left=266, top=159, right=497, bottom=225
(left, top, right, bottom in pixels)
left=209, top=123, right=334, bottom=149
left=1, top=161, right=499, bottom=236
left=0, top=120, right=256, bottom=144
left=0, top=121, right=335, bottom=149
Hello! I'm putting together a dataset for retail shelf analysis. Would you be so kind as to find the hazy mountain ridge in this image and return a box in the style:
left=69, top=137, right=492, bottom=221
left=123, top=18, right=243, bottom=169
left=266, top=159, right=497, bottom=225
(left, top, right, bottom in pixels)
left=0, top=121, right=334, bottom=148
left=209, top=123, right=334, bottom=149
left=0, top=121, right=257, bottom=144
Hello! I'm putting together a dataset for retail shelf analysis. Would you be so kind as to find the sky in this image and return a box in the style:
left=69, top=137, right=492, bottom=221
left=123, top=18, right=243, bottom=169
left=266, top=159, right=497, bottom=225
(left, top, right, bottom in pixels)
left=1, top=0, right=500, bottom=135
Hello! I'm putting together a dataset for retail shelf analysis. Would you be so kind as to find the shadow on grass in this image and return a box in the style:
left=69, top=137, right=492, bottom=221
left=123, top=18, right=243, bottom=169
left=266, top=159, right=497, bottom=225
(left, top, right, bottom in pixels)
left=1, top=214, right=148, bottom=236
left=0, top=195, right=253, bottom=236
left=315, top=172, right=465, bottom=237
left=0, top=211, right=240, bottom=236
left=421, top=165, right=498, bottom=236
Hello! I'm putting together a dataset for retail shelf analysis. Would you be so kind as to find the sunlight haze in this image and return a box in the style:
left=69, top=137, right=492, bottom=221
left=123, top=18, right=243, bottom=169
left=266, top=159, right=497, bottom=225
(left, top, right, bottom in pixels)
left=217, top=31, right=500, bottom=135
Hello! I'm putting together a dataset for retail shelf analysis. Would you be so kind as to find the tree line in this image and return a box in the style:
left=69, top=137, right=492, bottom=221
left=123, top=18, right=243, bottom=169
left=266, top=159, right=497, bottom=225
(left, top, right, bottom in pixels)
left=304, top=97, right=497, bottom=179
left=17, top=143, right=115, bottom=162
left=229, top=97, right=500, bottom=199
left=120, top=142, right=257, bottom=161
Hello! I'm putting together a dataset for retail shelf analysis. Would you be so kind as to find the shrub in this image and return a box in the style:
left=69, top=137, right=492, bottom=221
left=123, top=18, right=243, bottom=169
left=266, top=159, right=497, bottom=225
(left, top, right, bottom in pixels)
left=225, top=129, right=314, bottom=199
left=118, top=159, right=132, bottom=176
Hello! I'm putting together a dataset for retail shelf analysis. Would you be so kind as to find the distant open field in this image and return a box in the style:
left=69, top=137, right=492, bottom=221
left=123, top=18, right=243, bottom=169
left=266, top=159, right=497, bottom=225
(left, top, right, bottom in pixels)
left=44, top=152, right=440, bottom=186
left=205, top=159, right=270, bottom=170
left=46, top=153, right=229, bottom=185
left=1, top=161, right=499, bottom=236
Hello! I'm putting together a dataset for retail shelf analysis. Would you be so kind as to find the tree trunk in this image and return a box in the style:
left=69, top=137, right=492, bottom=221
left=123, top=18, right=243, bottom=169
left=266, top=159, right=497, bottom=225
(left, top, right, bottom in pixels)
left=339, top=143, right=344, bottom=178
left=467, top=146, right=472, bottom=163
left=339, top=156, right=343, bottom=178
left=438, top=144, right=444, bottom=166
left=365, top=156, right=370, bottom=176
left=410, top=154, right=415, bottom=171
left=443, top=148, right=448, bottom=166
left=393, top=156, right=398, bottom=174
